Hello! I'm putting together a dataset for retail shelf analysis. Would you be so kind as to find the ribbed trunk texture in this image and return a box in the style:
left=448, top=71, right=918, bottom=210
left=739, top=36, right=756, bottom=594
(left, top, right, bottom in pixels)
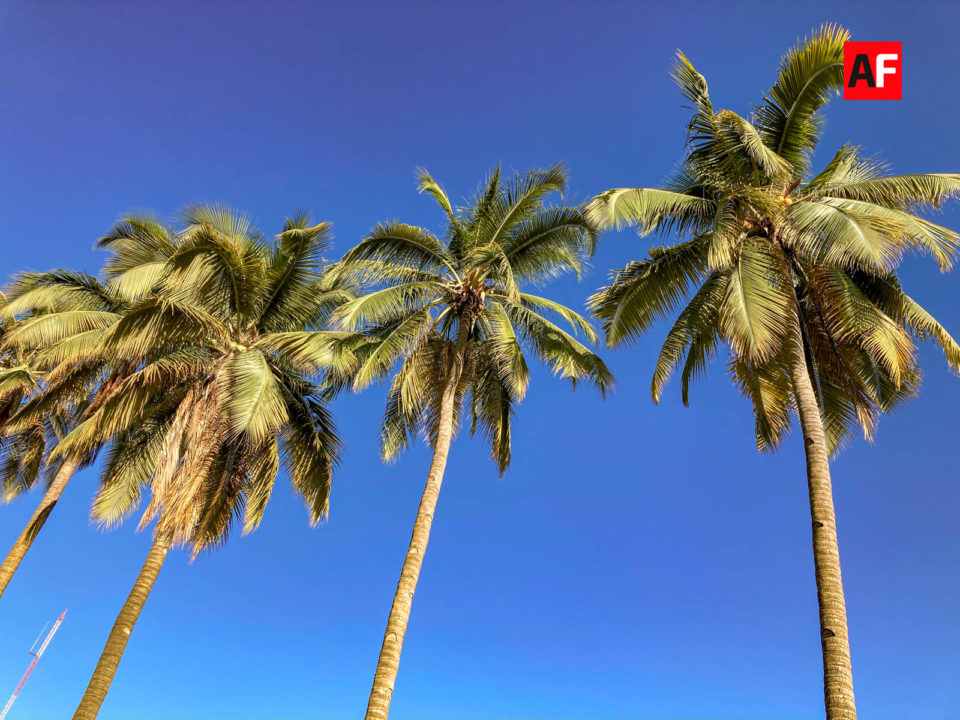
left=790, top=326, right=857, bottom=720
left=364, top=326, right=469, bottom=720
left=72, top=533, right=171, bottom=720
left=0, top=456, right=79, bottom=599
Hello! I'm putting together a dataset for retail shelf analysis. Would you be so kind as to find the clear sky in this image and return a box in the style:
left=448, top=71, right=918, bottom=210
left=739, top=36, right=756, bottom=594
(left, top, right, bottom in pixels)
left=0, top=1, right=957, bottom=718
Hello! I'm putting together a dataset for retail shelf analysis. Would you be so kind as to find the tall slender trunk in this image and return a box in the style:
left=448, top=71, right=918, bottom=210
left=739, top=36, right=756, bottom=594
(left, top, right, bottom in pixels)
left=0, top=456, right=80, bottom=599
left=72, top=533, right=171, bottom=720
left=790, top=324, right=857, bottom=720
left=364, top=325, right=469, bottom=720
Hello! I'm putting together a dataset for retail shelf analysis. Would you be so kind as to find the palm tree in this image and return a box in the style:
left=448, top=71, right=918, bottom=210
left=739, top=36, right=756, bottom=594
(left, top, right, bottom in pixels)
left=334, top=165, right=613, bottom=720
left=587, top=24, right=960, bottom=720
left=12, top=207, right=349, bottom=720
left=0, top=271, right=135, bottom=599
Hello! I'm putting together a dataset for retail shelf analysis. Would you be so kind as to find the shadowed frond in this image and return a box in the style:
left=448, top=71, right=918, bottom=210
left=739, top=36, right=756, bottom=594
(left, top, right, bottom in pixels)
left=588, top=237, right=708, bottom=347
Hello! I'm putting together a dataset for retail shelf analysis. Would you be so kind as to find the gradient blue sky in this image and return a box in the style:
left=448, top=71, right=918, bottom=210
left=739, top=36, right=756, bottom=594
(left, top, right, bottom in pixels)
left=0, top=1, right=957, bottom=718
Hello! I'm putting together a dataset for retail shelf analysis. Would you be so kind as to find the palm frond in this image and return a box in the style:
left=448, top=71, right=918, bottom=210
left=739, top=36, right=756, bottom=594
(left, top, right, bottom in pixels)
left=342, top=222, right=455, bottom=275
left=258, top=217, right=335, bottom=332
left=753, top=23, right=848, bottom=174
left=719, top=239, right=793, bottom=362
left=586, top=188, right=714, bottom=235
left=588, top=237, right=708, bottom=347
left=651, top=271, right=728, bottom=403
left=218, top=349, right=289, bottom=445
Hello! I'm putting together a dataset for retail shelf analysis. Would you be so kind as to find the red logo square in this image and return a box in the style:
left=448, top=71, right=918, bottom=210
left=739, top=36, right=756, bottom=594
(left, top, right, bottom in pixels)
left=844, top=42, right=901, bottom=100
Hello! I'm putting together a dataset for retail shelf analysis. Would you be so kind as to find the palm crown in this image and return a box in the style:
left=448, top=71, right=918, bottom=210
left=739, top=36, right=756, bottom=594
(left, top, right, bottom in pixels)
left=588, top=24, right=960, bottom=454
left=7, top=207, right=351, bottom=553
left=334, top=164, right=613, bottom=472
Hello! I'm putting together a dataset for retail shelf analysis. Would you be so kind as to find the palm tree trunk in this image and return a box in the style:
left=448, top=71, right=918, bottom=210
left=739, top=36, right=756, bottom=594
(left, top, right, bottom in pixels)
left=72, top=533, right=171, bottom=720
left=364, top=326, right=469, bottom=720
left=789, top=326, right=857, bottom=720
left=0, top=456, right=80, bottom=599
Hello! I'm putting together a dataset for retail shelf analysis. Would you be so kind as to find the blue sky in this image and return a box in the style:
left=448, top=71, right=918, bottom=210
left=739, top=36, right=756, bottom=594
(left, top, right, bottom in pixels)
left=0, top=1, right=957, bottom=718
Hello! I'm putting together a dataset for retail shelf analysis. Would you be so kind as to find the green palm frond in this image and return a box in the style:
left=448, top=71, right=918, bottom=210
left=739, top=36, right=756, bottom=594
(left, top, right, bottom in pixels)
left=484, top=302, right=530, bottom=401
left=100, top=296, right=226, bottom=358
left=379, top=341, right=434, bottom=461
left=817, top=198, right=957, bottom=270
left=516, top=293, right=598, bottom=343
left=716, top=110, right=793, bottom=182
left=98, top=215, right=178, bottom=277
left=727, top=353, right=794, bottom=452
left=417, top=168, right=459, bottom=226
left=504, top=301, right=613, bottom=394
left=328, top=259, right=444, bottom=288
left=342, top=222, right=455, bottom=275
left=499, top=206, right=596, bottom=282
left=5, top=311, right=120, bottom=350
left=651, top=271, right=728, bottom=403
left=477, top=163, right=568, bottom=247
left=256, top=330, right=353, bottom=373
left=754, top=23, right=848, bottom=174
left=851, top=272, right=960, bottom=371
left=259, top=216, right=336, bottom=332
left=0, top=366, right=40, bottom=398
left=109, top=261, right=170, bottom=303
left=810, top=165, right=960, bottom=212
left=789, top=200, right=915, bottom=272
left=4, top=270, right=123, bottom=316
left=469, top=341, right=515, bottom=475
left=1, top=422, right=47, bottom=502
left=218, top=349, right=289, bottom=445
left=586, top=188, right=714, bottom=234
left=719, top=240, right=794, bottom=362
left=334, top=282, right=442, bottom=330
left=588, top=237, right=708, bottom=347
left=278, top=379, right=340, bottom=525
left=349, top=309, right=436, bottom=392
left=91, top=409, right=176, bottom=528
left=33, top=329, right=108, bottom=366
left=241, top=440, right=280, bottom=534
left=165, top=215, right=267, bottom=322
left=801, top=145, right=885, bottom=193
left=811, top=267, right=916, bottom=386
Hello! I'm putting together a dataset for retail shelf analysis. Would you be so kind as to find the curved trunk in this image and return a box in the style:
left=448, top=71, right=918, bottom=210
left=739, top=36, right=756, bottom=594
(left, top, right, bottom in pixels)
left=0, top=456, right=80, bottom=599
left=72, top=533, right=171, bottom=720
left=789, top=325, right=857, bottom=719
left=364, top=327, right=469, bottom=720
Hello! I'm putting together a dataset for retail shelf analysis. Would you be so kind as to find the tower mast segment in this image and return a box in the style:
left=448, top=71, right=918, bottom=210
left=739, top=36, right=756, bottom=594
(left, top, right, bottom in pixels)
left=0, top=609, right=67, bottom=720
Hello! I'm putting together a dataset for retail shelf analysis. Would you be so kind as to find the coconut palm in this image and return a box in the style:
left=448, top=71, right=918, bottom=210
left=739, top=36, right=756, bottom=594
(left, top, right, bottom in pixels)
left=12, top=207, right=350, bottom=720
left=0, top=271, right=135, bottom=599
left=333, top=165, right=613, bottom=720
left=587, top=24, right=960, bottom=719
